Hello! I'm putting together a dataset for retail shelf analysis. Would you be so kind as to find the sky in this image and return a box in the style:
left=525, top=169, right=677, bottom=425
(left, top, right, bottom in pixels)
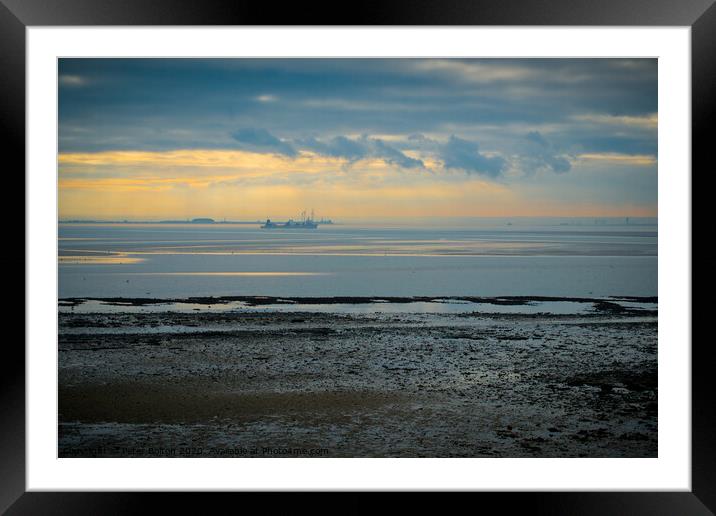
left=58, top=58, right=657, bottom=221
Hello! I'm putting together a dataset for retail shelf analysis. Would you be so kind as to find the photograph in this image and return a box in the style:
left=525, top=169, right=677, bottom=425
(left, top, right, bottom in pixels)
left=56, top=57, right=658, bottom=458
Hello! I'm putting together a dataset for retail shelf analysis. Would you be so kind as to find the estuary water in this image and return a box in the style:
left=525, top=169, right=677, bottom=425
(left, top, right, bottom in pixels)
left=58, top=220, right=657, bottom=299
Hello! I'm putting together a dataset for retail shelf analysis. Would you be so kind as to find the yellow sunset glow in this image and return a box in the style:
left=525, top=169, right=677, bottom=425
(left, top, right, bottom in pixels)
left=58, top=148, right=656, bottom=220
left=576, top=153, right=657, bottom=166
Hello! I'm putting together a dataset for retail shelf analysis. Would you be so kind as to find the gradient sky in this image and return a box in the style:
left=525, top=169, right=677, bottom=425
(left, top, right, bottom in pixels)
left=58, top=58, right=657, bottom=220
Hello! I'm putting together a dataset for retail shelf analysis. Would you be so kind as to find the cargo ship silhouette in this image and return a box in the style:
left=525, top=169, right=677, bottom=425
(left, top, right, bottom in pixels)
left=261, top=210, right=320, bottom=229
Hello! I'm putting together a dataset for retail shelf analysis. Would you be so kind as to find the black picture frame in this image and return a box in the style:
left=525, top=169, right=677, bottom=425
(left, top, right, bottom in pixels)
left=3, top=0, right=710, bottom=512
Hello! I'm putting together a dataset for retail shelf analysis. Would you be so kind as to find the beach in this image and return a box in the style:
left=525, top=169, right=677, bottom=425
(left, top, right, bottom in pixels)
left=59, top=296, right=657, bottom=457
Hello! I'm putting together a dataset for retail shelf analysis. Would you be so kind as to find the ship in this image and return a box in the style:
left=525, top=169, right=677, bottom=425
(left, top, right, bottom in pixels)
left=261, top=210, right=319, bottom=229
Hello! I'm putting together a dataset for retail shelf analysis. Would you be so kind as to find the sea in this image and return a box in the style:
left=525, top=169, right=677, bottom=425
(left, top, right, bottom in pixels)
left=58, top=218, right=657, bottom=300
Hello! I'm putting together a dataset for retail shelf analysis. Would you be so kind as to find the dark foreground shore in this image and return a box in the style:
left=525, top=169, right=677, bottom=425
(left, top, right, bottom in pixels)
left=59, top=300, right=657, bottom=457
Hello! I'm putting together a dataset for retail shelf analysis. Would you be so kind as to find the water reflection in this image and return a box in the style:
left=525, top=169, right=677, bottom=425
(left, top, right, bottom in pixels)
left=57, top=223, right=658, bottom=299
left=59, top=255, right=145, bottom=265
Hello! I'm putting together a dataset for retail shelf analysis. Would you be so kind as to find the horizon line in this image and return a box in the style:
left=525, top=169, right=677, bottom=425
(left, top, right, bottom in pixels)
left=59, top=214, right=658, bottom=222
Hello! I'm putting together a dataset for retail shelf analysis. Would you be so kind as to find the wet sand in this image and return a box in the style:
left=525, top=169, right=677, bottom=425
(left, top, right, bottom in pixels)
left=58, top=301, right=657, bottom=457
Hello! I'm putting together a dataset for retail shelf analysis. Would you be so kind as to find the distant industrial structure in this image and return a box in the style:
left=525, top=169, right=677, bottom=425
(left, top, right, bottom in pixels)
left=261, top=210, right=329, bottom=229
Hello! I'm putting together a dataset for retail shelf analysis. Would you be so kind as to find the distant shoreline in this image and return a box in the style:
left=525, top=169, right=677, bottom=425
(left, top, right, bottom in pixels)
left=59, top=220, right=263, bottom=225
left=57, top=218, right=655, bottom=227
left=58, top=220, right=338, bottom=226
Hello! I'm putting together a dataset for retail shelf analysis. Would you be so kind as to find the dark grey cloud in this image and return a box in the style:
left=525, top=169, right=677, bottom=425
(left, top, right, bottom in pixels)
left=295, top=134, right=424, bottom=169
left=544, top=155, right=571, bottom=173
left=297, top=136, right=367, bottom=161
left=230, top=128, right=297, bottom=156
left=407, top=133, right=442, bottom=152
left=233, top=130, right=512, bottom=176
left=521, top=131, right=572, bottom=174
left=59, top=58, right=657, bottom=159
left=370, top=138, right=424, bottom=168
left=439, top=136, right=506, bottom=177
left=526, top=131, right=549, bottom=147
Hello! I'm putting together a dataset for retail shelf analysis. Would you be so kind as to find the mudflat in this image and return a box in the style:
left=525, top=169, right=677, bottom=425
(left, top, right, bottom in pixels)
left=59, top=305, right=657, bottom=457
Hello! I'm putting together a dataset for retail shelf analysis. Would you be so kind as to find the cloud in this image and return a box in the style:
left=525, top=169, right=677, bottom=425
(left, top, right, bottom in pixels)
left=438, top=136, right=506, bottom=177
left=525, top=131, right=549, bottom=147
left=369, top=138, right=424, bottom=168
left=521, top=131, right=572, bottom=174
left=58, top=59, right=658, bottom=161
left=298, top=135, right=424, bottom=168
left=59, top=74, right=86, bottom=87
left=571, top=113, right=657, bottom=129
left=226, top=130, right=423, bottom=169
left=407, top=133, right=442, bottom=152
left=255, top=94, right=278, bottom=103
left=230, top=128, right=297, bottom=156
left=411, top=60, right=535, bottom=83
left=577, top=153, right=657, bottom=166
left=298, top=136, right=367, bottom=161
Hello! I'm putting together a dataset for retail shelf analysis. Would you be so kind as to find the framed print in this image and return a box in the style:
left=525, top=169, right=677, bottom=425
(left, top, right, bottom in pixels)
left=4, top=0, right=711, bottom=512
